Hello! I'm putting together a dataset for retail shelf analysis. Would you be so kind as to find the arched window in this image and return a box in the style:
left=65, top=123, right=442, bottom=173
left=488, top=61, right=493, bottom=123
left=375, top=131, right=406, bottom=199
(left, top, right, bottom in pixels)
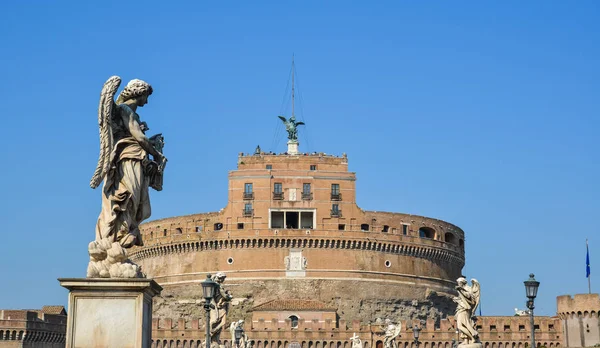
left=289, top=315, right=299, bottom=328
left=214, top=223, right=223, bottom=231
left=459, top=239, right=464, bottom=248
left=445, top=232, right=457, bottom=245
left=419, top=227, right=435, bottom=239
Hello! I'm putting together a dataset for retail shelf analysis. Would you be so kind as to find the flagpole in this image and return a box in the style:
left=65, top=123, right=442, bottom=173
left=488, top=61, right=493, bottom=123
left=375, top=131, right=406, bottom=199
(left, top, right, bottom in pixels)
left=588, top=239, right=591, bottom=294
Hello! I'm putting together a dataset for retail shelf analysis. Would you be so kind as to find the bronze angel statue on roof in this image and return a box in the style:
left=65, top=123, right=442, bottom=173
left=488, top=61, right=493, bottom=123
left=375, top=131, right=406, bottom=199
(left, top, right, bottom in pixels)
left=278, top=115, right=304, bottom=141
left=87, top=76, right=167, bottom=278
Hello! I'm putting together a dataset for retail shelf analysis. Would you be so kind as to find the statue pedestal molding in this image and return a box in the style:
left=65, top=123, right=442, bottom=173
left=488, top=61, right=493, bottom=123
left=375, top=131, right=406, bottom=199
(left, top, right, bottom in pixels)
left=59, top=278, right=162, bottom=348
left=287, top=140, right=299, bottom=155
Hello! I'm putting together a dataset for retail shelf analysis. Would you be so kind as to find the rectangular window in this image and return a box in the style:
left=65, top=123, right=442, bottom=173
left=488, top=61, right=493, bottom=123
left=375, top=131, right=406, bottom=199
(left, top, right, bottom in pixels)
left=273, top=183, right=283, bottom=200
left=402, top=224, right=408, bottom=235
left=244, top=203, right=253, bottom=216
left=195, top=226, right=202, bottom=233
left=504, top=325, right=510, bottom=331
left=302, top=183, right=312, bottom=200
left=271, top=211, right=284, bottom=228
left=266, top=165, right=272, bottom=170
left=548, top=324, right=554, bottom=330
left=331, top=184, right=341, bottom=200
left=310, top=165, right=317, bottom=171
left=519, top=325, right=525, bottom=331
left=331, top=204, right=340, bottom=217
left=490, top=325, right=497, bottom=331
left=338, top=224, right=345, bottom=231
left=244, top=183, right=253, bottom=199
left=237, top=223, right=244, bottom=229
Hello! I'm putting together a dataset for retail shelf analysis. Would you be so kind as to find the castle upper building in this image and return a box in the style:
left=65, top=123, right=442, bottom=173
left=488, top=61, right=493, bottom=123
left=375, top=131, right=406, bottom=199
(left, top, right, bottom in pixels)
left=131, top=143, right=465, bottom=323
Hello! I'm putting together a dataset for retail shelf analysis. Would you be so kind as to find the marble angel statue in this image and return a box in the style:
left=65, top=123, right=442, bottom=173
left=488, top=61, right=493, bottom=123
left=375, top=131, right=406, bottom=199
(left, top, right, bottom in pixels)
left=230, top=320, right=250, bottom=348
left=381, top=319, right=402, bottom=348
left=349, top=333, right=363, bottom=348
left=210, top=272, right=233, bottom=345
left=454, top=277, right=481, bottom=346
left=87, top=76, right=167, bottom=278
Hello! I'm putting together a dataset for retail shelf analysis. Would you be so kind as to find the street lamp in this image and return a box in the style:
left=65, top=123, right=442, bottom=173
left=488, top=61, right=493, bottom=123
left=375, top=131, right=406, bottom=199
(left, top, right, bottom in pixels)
left=524, top=273, right=540, bottom=348
left=235, top=325, right=244, bottom=348
left=202, top=274, right=217, bottom=348
left=412, top=323, right=422, bottom=347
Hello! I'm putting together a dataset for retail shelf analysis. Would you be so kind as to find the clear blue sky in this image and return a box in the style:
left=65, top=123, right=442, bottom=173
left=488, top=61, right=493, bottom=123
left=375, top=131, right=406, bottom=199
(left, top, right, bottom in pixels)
left=0, top=1, right=598, bottom=317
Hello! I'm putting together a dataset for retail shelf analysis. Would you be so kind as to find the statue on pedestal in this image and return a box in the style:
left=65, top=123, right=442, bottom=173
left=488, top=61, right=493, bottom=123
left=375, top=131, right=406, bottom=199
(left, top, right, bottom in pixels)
left=210, top=272, right=233, bottom=346
left=381, top=319, right=401, bottom=348
left=349, top=333, right=363, bottom=348
left=230, top=320, right=251, bottom=348
left=278, top=115, right=304, bottom=141
left=453, top=277, right=481, bottom=348
left=87, top=76, right=167, bottom=278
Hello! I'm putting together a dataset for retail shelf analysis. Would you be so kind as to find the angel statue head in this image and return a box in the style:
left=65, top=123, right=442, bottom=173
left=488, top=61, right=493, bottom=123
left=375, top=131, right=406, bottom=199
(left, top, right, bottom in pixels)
left=116, top=79, right=153, bottom=106
left=456, top=277, right=467, bottom=286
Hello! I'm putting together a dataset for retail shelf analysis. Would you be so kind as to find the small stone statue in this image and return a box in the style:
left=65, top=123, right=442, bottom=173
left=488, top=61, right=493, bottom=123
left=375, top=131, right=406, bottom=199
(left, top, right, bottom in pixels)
left=349, top=333, right=362, bottom=348
left=88, top=76, right=167, bottom=278
left=381, top=319, right=401, bottom=348
left=453, top=277, right=481, bottom=348
left=278, top=115, right=305, bottom=141
left=210, top=272, right=233, bottom=346
left=229, top=320, right=250, bottom=348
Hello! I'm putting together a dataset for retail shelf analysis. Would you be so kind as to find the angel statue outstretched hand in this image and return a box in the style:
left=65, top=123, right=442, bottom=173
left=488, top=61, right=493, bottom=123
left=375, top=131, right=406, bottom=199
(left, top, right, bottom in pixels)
left=453, top=277, right=481, bottom=347
left=87, top=76, right=167, bottom=278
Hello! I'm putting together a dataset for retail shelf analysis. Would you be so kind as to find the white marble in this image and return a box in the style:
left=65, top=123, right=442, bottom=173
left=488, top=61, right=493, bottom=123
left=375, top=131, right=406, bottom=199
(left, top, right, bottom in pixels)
left=59, top=278, right=162, bottom=348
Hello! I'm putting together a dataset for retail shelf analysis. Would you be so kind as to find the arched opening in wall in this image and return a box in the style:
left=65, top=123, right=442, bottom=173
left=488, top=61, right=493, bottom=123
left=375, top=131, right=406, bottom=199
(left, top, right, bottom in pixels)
left=360, top=224, right=369, bottom=231
left=289, top=315, right=299, bottom=328
left=214, top=223, right=223, bottom=231
left=419, top=227, right=435, bottom=239
left=0, top=330, right=3, bottom=340
left=376, top=340, right=383, bottom=348
left=459, top=239, right=464, bottom=248
left=445, top=233, right=457, bottom=244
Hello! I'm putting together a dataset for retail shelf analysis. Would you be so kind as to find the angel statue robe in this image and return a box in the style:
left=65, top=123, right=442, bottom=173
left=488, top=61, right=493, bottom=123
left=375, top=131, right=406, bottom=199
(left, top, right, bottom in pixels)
left=95, top=104, right=151, bottom=248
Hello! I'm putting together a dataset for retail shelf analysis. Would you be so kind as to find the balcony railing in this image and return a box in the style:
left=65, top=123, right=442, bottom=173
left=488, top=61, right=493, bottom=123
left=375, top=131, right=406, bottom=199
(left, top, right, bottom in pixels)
left=330, top=193, right=342, bottom=201
left=301, top=192, right=313, bottom=200
left=273, top=192, right=283, bottom=200
left=243, top=209, right=254, bottom=217
left=243, top=192, right=254, bottom=200
left=330, top=209, right=342, bottom=217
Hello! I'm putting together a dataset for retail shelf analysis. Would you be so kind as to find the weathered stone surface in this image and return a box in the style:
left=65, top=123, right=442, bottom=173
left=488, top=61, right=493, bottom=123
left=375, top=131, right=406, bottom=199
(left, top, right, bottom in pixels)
left=59, top=278, right=162, bottom=348
left=152, top=279, right=456, bottom=326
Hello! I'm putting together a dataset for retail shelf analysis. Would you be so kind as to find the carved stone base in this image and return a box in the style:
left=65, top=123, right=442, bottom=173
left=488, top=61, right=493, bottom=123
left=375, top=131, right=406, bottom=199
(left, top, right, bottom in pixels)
left=87, top=239, right=144, bottom=278
left=287, top=140, right=299, bottom=155
left=458, top=343, right=483, bottom=348
left=59, top=278, right=162, bottom=348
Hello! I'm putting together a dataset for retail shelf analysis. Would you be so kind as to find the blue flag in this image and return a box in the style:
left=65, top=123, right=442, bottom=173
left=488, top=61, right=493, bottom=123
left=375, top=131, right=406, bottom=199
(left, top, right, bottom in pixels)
left=587, top=241, right=591, bottom=278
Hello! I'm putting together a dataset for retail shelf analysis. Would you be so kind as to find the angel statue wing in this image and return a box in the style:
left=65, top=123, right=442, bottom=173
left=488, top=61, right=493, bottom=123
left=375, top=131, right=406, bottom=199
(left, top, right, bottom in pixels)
left=392, top=322, right=402, bottom=338
left=278, top=115, right=288, bottom=123
left=296, top=121, right=305, bottom=126
left=90, top=76, right=122, bottom=189
left=471, top=278, right=481, bottom=316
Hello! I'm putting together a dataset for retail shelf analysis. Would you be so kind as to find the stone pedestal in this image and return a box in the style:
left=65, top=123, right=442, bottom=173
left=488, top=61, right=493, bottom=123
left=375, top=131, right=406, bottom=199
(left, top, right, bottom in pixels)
left=287, top=140, right=299, bottom=155
left=59, top=278, right=162, bottom=348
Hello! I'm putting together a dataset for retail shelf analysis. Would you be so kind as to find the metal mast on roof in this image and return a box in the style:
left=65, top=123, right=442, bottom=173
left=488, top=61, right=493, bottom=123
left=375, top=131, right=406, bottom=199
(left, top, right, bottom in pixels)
left=292, top=54, right=295, bottom=119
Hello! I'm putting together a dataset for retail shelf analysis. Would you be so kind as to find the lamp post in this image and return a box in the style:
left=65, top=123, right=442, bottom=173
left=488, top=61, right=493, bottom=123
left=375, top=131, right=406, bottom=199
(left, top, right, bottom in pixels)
left=524, top=273, right=540, bottom=348
left=412, top=323, right=422, bottom=348
left=235, top=325, right=243, bottom=348
left=202, top=274, right=217, bottom=348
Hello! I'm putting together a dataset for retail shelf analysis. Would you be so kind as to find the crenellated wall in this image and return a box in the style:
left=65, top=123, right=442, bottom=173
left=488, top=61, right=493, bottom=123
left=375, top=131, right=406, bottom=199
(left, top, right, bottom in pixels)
left=149, top=315, right=563, bottom=348
left=557, top=293, right=600, bottom=348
